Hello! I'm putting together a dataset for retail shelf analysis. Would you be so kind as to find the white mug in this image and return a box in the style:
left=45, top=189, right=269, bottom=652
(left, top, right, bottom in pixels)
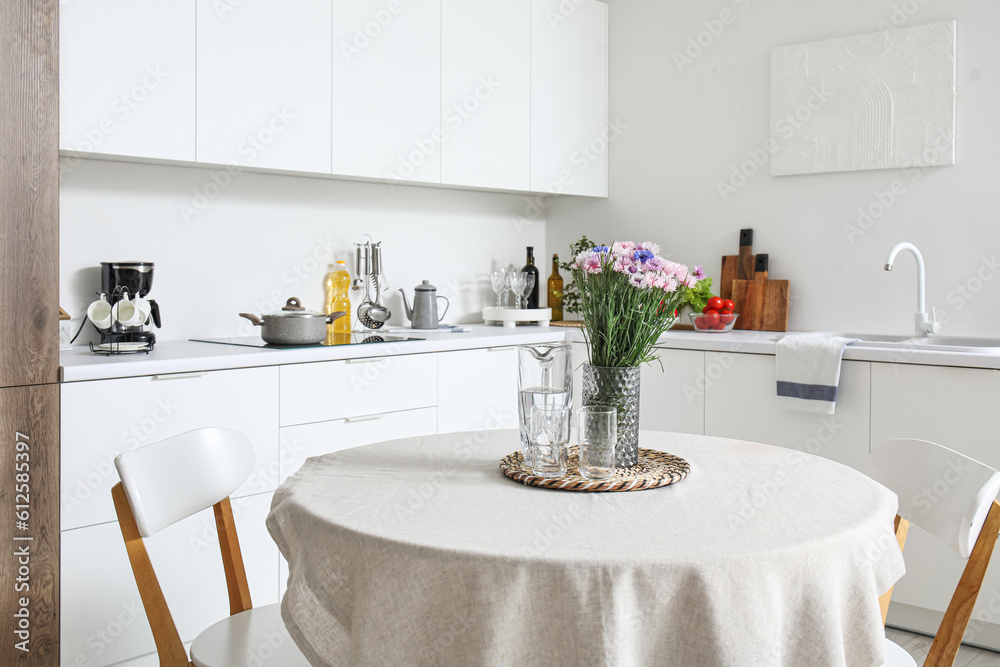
left=131, top=295, right=152, bottom=325
left=111, top=294, right=144, bottom=327
left=86, top=294, right=113, bottom=330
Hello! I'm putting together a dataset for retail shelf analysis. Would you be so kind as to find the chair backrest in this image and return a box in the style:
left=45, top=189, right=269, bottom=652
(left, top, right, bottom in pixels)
left=869, top=438, right=1000, bottom=666
left=868, top=438, right=1000, bottom=558
left=115, top=427, right=255, bottom=537
left=112, top=427, right=257, bottom=666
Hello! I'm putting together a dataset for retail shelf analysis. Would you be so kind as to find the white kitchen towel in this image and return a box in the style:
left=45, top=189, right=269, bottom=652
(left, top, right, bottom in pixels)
left=776, top=333, right=859, bottom=414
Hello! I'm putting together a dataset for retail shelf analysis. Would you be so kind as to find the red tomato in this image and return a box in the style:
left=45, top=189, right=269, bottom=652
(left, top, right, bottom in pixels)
left=703, top=310, right=720, bottom=327
left=722, top=299, right=735, bottom=312
left=719, top=310, right=734, bottom=324
left=707, top=296, right=724, bottom=312
left=694, top=316, right=707, bottom=329
left=713, top=322, right=727, bottom=330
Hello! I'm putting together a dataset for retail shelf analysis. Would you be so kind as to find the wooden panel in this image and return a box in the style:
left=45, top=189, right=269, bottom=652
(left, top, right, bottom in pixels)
left=0, top=384, right=60, bottom=665
left=0, top=0, right=60, bottom=388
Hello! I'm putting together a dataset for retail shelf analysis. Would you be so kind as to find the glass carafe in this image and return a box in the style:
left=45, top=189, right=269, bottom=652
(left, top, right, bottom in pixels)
left=517, top=343, right=573, bottom=462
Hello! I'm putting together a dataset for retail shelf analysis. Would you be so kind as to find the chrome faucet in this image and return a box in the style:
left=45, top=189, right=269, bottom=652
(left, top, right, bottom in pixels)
left=884, top=242, right=940, bottom=337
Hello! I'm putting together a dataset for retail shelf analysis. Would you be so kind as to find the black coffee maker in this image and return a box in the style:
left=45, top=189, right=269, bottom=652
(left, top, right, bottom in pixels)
left=100, top=261, right=161, bottom=347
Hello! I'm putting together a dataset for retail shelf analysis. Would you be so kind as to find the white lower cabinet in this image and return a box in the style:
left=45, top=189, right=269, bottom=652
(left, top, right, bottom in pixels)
left=60, top=367, right=280, bottom=532
left=279, top=407, right=438, bottom=484
left=437, top=347, right=519, bottom=434
left=60, top=493, right=278, bottom=667
left=703, top=353, right=872, bottom=471
left=571, top=343, right=706, bottom=435
left=871, top=362, right=1000, bottom=647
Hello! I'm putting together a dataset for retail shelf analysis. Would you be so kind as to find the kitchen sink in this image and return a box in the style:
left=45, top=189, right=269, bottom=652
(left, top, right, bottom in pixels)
left=829, top=333, right=1000, bottom=353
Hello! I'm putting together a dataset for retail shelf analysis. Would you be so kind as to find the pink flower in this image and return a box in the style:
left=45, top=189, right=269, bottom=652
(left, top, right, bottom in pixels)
left=663, top=276, right=679, bottom=292
left=580, top=254, right=602, bottom=273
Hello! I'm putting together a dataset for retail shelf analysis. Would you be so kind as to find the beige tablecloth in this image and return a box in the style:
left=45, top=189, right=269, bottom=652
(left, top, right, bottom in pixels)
left=267, top=430, right=904, bottom=666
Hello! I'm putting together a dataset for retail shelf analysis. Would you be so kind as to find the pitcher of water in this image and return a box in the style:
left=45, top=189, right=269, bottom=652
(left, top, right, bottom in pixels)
left=518, top=343, right=573, bottom=462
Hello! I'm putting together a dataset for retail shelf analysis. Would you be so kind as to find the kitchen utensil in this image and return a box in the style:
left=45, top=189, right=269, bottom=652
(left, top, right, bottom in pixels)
left=507, top=271, right=526, bottom=309
left=354, top=237, right=390, bottom=330
left=240, top=297, right=345, bottom=345
left=731, top=254, right=790, bottom=331
left=491, top=268, right=508, bottom=308
left=529, top=404, right=571, bottom=477
left=399, top=280, right=450, bottom=329
left=99, top=261, right=161, bottom=350
left=86, top=293, right=113, bottom=330
left=367, top=275, right=390, bottom=327
left=689, top=312, right=740, bottom=332
left=579, top=406, right=617, bottom=481
left=720, top=228, right=755, bottom=300
left=518, top=343, right=573, bottom=460
left=111, top=292, right=144, bottom=327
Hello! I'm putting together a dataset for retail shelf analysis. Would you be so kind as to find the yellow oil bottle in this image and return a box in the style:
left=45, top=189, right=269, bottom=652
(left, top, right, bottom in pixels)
left=324, top=261, right=352, bottom=333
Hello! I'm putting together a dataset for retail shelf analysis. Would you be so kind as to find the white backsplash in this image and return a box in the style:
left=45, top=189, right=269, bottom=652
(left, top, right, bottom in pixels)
left=60, top=158, right=545, bottom=343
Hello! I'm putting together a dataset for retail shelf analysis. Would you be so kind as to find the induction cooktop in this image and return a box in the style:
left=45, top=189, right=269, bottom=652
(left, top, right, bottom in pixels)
left=191, top=333, right=423, bottom=350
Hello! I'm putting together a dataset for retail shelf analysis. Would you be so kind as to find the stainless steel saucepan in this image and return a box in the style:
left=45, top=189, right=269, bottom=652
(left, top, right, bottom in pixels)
left=240, top=297, right=345, bottom=345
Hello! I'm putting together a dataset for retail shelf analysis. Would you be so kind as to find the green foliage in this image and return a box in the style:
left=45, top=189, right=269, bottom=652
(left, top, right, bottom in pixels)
left=574, top=254, right=689, bottom=368
left=685, top=277, right=715, bottom=312
left=558, top=234, right=597, bottom=315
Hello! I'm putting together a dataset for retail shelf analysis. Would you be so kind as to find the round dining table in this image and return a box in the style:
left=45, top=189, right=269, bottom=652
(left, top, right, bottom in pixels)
left=266, top=430, right=904, bottom=666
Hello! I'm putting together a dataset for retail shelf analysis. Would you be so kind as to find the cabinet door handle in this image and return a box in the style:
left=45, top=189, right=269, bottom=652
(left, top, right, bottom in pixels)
left=487, top=346, right=514, bottom=352
left=345, top=414, right=385, bottom=423
left=152, top=372, right=207, bottom=381
left=344, top=358, right=379, bottom=365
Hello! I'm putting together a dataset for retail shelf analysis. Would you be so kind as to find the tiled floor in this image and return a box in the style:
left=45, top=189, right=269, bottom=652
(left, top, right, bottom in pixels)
left=887, top=627, right=1000, bottom=666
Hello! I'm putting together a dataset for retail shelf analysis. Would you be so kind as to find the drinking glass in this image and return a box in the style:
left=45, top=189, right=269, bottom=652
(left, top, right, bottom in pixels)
left=520, top=272, right=535, bottom=309
left=517, top=343, right=573, bottom=461
left=507, top=271, right=525, bottom=310
left=529, top=404, right=571, bottom=478
left=578, top=406, right=617, bottom=480
left=491, top=268, right=508, bottom=308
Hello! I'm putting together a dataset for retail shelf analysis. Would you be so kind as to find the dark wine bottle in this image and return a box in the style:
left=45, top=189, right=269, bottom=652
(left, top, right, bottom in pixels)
left=547, top=254, right=563, bottom=321
left=522, top=246, right=540, bottom=309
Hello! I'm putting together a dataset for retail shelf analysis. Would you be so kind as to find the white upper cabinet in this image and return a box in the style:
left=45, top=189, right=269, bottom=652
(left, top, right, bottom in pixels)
left=196, top=0, right=332, bottom=172
left=331, top=0, right=442, bottom=183
left=530, top=0, right=609, bottom=197
left=440, top=0, right=531, bottom=191
left=60, top=0, right=196, bottom=161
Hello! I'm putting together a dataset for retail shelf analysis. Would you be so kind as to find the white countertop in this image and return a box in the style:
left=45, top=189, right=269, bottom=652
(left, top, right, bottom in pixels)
left=61, top=325, right=1000, bottom=382
left=59, top=325, right=566, bottom=382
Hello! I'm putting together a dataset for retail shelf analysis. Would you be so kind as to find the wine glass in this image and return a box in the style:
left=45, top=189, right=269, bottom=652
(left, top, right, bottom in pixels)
left=520, top=272, right=535, bottom=310
left=507, top=271, right=525, bottom=310
left=491, top=268, right=508, bottom=308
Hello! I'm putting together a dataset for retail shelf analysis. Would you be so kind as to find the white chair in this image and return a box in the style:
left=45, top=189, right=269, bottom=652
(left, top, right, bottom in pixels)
left=112, top=427, right=311, bottom=667
left=868, top=438, right=1000, bottom=667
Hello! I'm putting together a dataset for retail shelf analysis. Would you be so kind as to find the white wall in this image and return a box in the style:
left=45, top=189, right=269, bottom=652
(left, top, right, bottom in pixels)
left=547, top=0, right=1000, bottom=337
left=61, top=158, right=544, bottom=342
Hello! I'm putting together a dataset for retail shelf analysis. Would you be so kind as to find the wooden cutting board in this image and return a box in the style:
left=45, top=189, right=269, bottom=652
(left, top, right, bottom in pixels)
left=731, top=254, right=789, bottom=331
left=719, top=228, right=755, bottom=300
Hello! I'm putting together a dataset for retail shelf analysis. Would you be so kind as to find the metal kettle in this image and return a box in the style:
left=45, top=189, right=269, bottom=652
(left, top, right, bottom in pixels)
left=399, top=280, right=450, bottom=329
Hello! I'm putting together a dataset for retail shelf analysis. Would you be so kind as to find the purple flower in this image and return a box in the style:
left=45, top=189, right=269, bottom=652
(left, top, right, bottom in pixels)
left=593, top=245, right=610, bottom=254
left=633, top=249, right=655, bottom=263
left=693, top=265, right=706, bottom=280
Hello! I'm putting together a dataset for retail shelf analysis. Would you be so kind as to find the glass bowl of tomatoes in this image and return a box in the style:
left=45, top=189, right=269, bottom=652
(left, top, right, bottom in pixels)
left=690, top=297, right=738, bottom=332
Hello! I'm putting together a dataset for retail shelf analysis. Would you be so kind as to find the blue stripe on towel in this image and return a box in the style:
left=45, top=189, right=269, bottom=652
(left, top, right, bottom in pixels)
left=776, top=381, right=838, bottom=403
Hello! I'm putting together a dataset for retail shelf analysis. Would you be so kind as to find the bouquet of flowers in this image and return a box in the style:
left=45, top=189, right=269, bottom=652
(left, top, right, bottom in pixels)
left=573, top=242, right=701, bottom=368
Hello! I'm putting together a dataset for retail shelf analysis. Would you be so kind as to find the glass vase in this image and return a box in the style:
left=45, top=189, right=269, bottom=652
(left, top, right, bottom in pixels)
left=581, top=364, right=641, bottom=468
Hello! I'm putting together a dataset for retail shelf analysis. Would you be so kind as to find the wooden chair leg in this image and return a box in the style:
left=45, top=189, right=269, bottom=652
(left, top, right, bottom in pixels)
left=880, top=515, right=910, bottom=627
left=112, top=483, right=190, bottom=667
left=214, top=497, right=253, bottom=615
left=926, top=501, right=1000, bottom=667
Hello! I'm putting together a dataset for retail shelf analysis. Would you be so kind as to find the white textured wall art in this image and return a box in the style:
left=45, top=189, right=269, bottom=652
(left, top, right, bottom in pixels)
left=770, top=21, right=956, bottom=176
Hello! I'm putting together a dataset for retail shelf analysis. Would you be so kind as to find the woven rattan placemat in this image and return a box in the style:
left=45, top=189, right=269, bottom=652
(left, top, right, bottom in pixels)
left=500, top=446, right=690, bottom=492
